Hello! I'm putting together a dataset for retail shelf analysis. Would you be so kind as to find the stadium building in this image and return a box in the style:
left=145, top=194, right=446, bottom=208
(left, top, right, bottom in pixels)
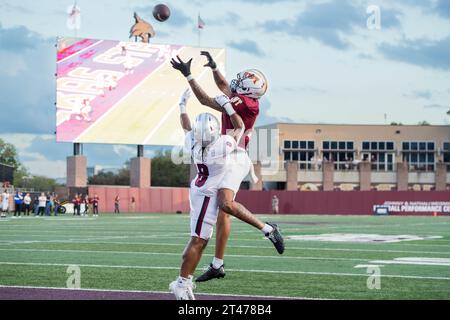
left=250, top=123, right=450, bottom=191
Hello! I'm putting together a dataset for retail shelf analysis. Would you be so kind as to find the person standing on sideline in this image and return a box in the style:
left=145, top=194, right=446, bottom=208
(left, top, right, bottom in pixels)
left=44, top=192, right=51, bottom=216
left=53, top=194, right=60, bottom=216
left=38, top=193, right=47, bottom=216
left=24, top=193, right=31, bottom=216
left=75, top=194, right=81, bottom=216
left=14, top=191, right=23, bottom=217
left=130, top=196, right=136, bottom=212
left=84, top=194, right=90, bottom=216
left=72, top=194, right=77, bottom=215
left=33, top=196, right=39, bottom=216
left=114, top=195, right=120, bottom=214
left=272, top=195, right=279, bottom=214
left=92, top=194, right=99, bottom=217
left=1, top=189, right=10, bottom=218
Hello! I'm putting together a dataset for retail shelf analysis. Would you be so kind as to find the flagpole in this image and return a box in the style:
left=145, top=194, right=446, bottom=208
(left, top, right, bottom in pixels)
left=198, top=13, right=200, bottom=47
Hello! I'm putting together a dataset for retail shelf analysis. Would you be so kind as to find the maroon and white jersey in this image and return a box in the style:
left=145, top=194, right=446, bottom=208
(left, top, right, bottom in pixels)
left=184, top=131, right=237, bottom=197
left=221, top=93, right=259, bottom=149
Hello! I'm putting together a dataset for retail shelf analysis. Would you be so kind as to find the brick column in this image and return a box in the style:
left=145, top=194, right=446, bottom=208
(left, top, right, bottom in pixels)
left=359, top=161, right=371, bottom=191
left=66, top=156, right=87, bottom=187
left=130, top=157, right=151, bottom=188
left=435, top=162, right=447, bottom=191
left=322, top=161, right=334, bottom=191
left=250, top=161, right=263, bottom=190
left=396, top=161, right=408, bottom=191
left=286, top=161, right=298, bottom=191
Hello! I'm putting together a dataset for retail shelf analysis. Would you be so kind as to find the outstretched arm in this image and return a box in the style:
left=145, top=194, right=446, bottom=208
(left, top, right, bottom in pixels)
left=214, top=95, right=244, bottom=143
left=178, top=89, right=191, bottom=132
left=170, top=55, right=222, bottom=112
left=201, top=51, right=232, bottom=97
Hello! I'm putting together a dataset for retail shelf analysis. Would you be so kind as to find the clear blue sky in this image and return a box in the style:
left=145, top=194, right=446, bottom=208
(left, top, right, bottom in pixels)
left=0, top=0, right=449, bottom=178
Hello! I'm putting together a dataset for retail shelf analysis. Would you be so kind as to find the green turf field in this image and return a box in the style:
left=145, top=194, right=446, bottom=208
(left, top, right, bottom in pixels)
left=0, top=213, right=449, bottom=299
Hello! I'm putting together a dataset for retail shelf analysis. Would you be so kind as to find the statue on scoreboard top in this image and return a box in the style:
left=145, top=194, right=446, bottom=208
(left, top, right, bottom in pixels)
left=129, top=12, right=155, bottom=43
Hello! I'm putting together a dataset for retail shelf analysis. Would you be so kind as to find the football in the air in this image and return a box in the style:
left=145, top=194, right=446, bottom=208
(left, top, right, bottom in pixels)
left=153, top=4, right=170, bottom=22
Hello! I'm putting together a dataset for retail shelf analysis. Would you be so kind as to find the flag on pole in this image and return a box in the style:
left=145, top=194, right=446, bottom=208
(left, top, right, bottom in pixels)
left=66, top=1, right=81, bottom=30
left=198, top=14, right=205, bottom=29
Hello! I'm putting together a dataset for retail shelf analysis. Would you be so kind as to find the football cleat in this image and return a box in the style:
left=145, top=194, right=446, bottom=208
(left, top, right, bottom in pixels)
left=169, top=280, right=196, bottom=300
left=195, top=264, right=225, bottom=282
left=265, top=222, right=285, bottom=254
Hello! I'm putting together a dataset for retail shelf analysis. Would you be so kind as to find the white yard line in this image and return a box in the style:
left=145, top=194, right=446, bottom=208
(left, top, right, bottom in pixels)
left=0, top=284, right=311, bottom=300
left=0, top=248, right=366, bottom=262
left=1, top=237, right=450, bottom=255
left=0, top=261, right=449, bottom=281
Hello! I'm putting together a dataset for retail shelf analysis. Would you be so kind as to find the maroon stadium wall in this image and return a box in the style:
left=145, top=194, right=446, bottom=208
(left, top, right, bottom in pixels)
left=236, top=190, right=450, bottom=215
left=87, top=186, right=449, bottom=215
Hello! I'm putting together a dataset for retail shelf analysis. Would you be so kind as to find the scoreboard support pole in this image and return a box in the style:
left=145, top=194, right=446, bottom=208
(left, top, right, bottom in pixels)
left=130, top=145, right=151, bottom=188
left=66, top=143, right=87, bottom=188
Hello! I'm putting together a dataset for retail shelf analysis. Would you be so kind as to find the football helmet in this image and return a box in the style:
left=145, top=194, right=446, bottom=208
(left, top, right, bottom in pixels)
left=230, top=69, right=267, bottom=99
left=193, top=113, right=221, bottom=148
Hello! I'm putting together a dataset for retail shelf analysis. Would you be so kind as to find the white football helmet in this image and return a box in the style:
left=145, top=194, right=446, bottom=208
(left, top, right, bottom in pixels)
left=230, top=69, right=268, bottom=99
left=193, top=113, right=221, bottom=148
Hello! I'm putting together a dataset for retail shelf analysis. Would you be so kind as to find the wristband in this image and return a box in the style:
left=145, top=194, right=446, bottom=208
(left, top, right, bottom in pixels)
left=179, top=104, right=187, bottom=114
left=223, top=102, right=235, bottom=116
left=186, top=74, right=194, bottom=81
left=212, top=67, right=218, bottom=72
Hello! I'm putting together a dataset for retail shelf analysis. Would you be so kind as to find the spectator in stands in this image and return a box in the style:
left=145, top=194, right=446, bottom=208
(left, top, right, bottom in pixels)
left=1, top=189, right=9, bottom=218
left=114, top=195, right=120, bottom=214
left=92, top=194, right=99, bottom=217
left=38, top=192, right=47, bottom=216
left=24, top=193, right=31, bottom=216
left=272, top=195, right=279, bottom=214
left=14, top=191, right=23, bottom=217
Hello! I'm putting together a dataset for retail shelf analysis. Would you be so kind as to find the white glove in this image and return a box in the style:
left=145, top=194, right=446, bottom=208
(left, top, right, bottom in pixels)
left=179, top=88, right=191, bottom=113
left=214, top=95, right=235, bottom=115
left=179, top=88, right=191, bottom=106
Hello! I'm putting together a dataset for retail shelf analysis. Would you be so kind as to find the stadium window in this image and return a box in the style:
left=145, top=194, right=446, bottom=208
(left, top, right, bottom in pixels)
left=284, top=152, right=291, bottom=161
left=402, top=141, right=436, bottom=171
left=419, top=142, right=426, bottom=150
left=363, top=141, right=395, bottom=171
left=284, top=140, right=291, bottom=149
left=371, top=142, right=377, bottom=150
left=386, top=142, right=394, bottom=150
left=308, top=141, right=314, bottom=149
left=443, top=142, right=450, bottom=171
left=362, top=142, right=370, bottom=150
left=300, top=141, right=306, bottom=149
left=292, top=141, right=299, bottom=149
left=292, top=152, right=299, bottom=161
left=402, top=142, right=409, bottom=151
left=347, top=141, right=354, bottom=150
left=322, top=140, right=355, bottom=170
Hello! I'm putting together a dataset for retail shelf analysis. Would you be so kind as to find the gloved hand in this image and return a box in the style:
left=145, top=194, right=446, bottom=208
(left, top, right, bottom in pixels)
left=179, top=88, right=191, bottom=106
left=200, top=51, right=217, bottom=69
left=170, top=55, right=192, bottom=77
